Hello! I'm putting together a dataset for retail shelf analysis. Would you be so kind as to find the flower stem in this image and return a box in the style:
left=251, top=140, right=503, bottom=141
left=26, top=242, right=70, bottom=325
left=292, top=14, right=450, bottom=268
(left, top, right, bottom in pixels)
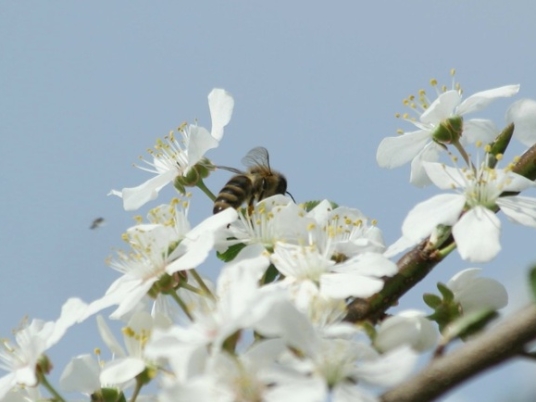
left=39, top=373, right=66, bottom=402
left=452, top=140, right=473, bottom=170
left=196, top=179, right=217, bottom=202
left=190, top=269, right=216, bottom=301
left=180, top=282, right=203, bottom=295
left=129, top=378, right=143, bottom=402
left=438, top=240, right=457, bottom=258
left=169, top=290, right=194, bottom=320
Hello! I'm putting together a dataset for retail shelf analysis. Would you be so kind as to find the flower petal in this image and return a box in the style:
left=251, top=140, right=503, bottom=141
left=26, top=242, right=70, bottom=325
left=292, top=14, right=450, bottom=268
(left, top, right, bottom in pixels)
left=208, top=88, right=234, bottom=141
left=506, top=98, right=536, bottom=147
left=453, top=207, right=501, bottom=262
left=384, top=236, right=416, bottom=258
left=420, top=90, right=461, bottom=123
left=48, top=298, right=88, bottom=346
left=60, top=355, right=101, bottom=393
left=334, top=252, right=397, bottom=277
left=166, top=233, right=215, bottom=274
left=422, top=162, right=466, bottom=190
left=100, top=357, right=145, bottom=384
left=497, top=195, right=536, bottom=228
left=117, top=170, right=176, bottom=211
left=187, top=125, right=219, bottom=167
left=457, top=84, right=520, bottom=115
left=409, top=142, right=443, bottom=187
left=501, top=172, right=536, bottom=193
left=447, top=268, right=508, bottom=312
left=402, top=194, right=465, bottom=241
left=320, top=272, right=385, bottom=298
left=375, top=310, right=437, bottom=353
left=354, top=346, right=418, bottom=387
left=376, top=130, right=430, bottom=168
left=461, top=118, right=498, bottom=144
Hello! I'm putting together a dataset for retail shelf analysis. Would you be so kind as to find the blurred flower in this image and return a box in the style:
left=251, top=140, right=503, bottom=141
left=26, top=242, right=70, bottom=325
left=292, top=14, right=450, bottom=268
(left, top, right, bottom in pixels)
left=374, top=310, right=437, bottom=353
left=110, top=88, right=234, bottom=211
left=284, top=337, right=418, bottom=402
left=271, top=242, right=397, bottom=299
left=307, top=201, right=386, bottom=259
left=447, top=268, right=508, bottom=313
left=506, top=98, right=536, bottom=147
left=84, top=207, right=237, bottom=320
left=97, top=311, right=170, bottom=386
left=156, top=340, right=305, bottom=402
left=0, top=298, right=87, bottom=399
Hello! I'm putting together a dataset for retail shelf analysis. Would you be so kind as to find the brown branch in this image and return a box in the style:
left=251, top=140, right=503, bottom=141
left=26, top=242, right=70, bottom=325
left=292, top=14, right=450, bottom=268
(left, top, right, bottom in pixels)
left=345, top=237, right=448, bottom=323
left=381, top=304, right=536, bottom=402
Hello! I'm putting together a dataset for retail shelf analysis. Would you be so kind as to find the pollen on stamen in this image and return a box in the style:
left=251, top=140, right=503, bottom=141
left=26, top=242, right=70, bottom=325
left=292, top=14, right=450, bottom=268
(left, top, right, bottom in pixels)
left=430, top=78, right=438, bottom=87
left=94, top=348, right=101, bottom=356
left=371, top=219, right=377, bottom=226
left=307, top=223, right=316, bottom=231
left=178, top=122, right=188, bottom=132
left=122, top=326, right=135, bottom=338
left=395, top=113, right=401, bottom=118
left=396, top=128, right=404, bottom=135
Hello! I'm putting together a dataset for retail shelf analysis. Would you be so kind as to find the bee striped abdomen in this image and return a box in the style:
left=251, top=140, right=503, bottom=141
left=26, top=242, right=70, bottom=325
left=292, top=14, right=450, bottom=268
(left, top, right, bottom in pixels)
left=213, top=174, right=253, bottom=214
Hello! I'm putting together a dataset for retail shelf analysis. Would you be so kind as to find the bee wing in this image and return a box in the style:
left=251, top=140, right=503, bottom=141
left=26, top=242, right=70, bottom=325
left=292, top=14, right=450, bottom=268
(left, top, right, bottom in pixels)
left=215, top=165, right=246, bottom=175
left=241, top=147, right=271, bottom=170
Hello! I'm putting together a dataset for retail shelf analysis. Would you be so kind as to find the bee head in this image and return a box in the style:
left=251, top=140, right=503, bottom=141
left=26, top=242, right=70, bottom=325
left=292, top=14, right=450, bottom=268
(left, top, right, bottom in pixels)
left=276, top=175, right=287, bottom=195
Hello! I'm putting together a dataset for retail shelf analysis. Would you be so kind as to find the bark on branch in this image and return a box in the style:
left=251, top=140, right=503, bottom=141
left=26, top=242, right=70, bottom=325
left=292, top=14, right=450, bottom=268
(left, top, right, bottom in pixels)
left=381, top=303, right=536, bottom=402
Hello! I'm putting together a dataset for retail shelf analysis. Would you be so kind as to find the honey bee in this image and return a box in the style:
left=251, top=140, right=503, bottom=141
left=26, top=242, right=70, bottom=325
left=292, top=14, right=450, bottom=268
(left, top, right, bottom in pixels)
left=213, top=147, right=292, bottom=214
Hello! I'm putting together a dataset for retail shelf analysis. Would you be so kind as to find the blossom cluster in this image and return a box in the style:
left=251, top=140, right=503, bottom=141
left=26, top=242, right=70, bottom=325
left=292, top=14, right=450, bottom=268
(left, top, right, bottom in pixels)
left=2, top=74, right=534, bottom=401
left=379, top=70, right=536, bottom=263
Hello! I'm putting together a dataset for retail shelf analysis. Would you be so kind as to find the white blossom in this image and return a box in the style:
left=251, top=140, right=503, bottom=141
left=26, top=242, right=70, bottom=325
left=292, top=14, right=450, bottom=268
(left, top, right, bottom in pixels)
left=377, top=75, right=519, bottom=186
left=110, top=88, right=234, bottom=210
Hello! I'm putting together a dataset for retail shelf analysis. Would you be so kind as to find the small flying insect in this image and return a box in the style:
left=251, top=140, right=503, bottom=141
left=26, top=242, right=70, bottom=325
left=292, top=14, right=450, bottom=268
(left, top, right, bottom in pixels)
left=213, top=147, right=293, bottom=214
left=90, top=217, right=106, bottom=230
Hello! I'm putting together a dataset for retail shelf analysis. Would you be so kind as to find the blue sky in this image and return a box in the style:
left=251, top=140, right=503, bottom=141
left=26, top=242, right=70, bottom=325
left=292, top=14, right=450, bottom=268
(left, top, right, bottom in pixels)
left=2, top=2, right=536, bottom=400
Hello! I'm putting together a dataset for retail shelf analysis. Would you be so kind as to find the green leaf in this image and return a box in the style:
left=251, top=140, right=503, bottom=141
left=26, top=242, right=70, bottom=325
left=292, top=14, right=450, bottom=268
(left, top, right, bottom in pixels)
left=437, top=282, right=454, bottom=302
left=442, top=309, right=498, bottom=342
left=528, top=264, right=536, bottom=301
left=301, top=200, right=339, bottom=212
left=262, top=263, right=280, bottom=285
left=217, top=242, right=247, bottom=262
left=423, top=293, right=442, bottom=309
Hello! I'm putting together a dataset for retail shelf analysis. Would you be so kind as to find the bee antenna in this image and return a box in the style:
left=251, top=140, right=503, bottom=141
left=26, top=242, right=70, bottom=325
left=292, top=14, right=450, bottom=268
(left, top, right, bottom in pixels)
left=286, top=191, right=296, bottom=203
